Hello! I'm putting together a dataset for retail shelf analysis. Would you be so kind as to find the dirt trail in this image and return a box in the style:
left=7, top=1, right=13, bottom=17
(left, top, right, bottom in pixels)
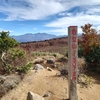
left=1, top=69, right=100, bottom=100
left=1, top=69, right=68, bottom=100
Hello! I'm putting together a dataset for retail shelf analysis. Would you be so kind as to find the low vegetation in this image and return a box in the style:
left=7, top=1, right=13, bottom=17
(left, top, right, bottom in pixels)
left=0, top=31, right=32, bottom=74
left=78, top=74, right=95, bottom=88
left=78, top=23, right=100, bottom=72
left=31, top=51, right=63, bottom=58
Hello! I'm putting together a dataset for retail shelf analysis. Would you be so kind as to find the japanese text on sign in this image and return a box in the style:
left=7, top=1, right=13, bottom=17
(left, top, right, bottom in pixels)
left=72, top=29, right=77, bottom=80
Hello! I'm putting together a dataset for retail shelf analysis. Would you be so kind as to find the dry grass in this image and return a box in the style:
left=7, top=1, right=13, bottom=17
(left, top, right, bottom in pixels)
left=78, top=57, right=87, bottom=73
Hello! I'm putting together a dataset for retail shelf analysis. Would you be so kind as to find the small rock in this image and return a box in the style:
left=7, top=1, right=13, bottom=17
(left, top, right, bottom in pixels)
left=60, top=69, right=68, bottom=76
left=0, top=76, right=6, bottom=84
left=47, top=67, right=53, bottom=71
left=27, top=91, right=44, bottom=100
left=43, top=91, right=53, bottom=98
left=47, top=59, right=55, bottom=64
left=34, top=64, right=44, bottom=70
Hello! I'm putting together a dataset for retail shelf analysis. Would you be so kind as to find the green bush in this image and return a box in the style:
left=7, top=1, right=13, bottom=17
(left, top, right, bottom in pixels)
left=0, top=31, right=19, bottom=73
left=84, top=46, right=100, bottom=72
left=17, top=62, right=33, bottom=73
left=78, top=23, right=100, bottom=72
left=10, top=48, right=25, bottom=60
left=78, top=44, right=84, bottom=57
left=6, top=64, right=13, bottom=74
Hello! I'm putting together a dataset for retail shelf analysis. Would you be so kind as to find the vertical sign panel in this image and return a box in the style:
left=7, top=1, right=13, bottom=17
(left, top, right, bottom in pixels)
left=68, top=26, right=78, bottom=100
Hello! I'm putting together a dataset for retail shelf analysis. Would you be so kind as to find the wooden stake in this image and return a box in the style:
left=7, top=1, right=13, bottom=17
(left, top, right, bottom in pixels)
left=68, top=26, right=78, bottom=100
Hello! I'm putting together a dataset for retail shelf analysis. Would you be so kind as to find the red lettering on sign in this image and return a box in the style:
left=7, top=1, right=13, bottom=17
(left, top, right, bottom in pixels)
left=72, top=77, right=76, bottom=80
left=72, top=50, right=76, bottom=57
left=72, top=37, right=76, bottom=42
left=72, top=72, right=76, bottom=80
left=73, top=71, right=76, bottom=76
left=73, top=65, right=76, bottom=70
left=73, top=57, right=76, bottom=63
left=72, top=29, right=77, bottom=35
left=72, top=62, right=76, bottom=70
left=72, top=44, right=77, bottom=49
left=69, top=27, right=77, bottom=81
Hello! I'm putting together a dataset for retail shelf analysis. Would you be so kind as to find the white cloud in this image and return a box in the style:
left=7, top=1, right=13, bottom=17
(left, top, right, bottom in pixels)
left=45, top=13, right=100, bottom=34
left=92, top=26, right=100, bottom=34
left=42, top=27, right=83, bottom=36
left=59, top=12, right=67, bottom=16
left=0, top=0, right=100, bottom=35
left=86, top=6, right=100, bottom=15
left=46, top=14, right=100, bottom=27
left=0, top=0, right=65, bottom=20
left=42, top=28, right=67, bottom=35
left=0, top=0, right=100, bottom=21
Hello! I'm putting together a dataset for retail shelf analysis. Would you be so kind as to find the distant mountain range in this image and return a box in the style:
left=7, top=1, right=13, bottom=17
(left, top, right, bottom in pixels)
left=11, top=33, right=60, bottom=42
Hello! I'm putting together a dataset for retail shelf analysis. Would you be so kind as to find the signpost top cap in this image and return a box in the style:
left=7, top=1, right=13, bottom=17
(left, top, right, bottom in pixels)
left=68, top=26, right=77, bottom=28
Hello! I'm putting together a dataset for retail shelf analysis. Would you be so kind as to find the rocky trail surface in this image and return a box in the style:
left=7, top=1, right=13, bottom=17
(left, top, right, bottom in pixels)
left=1, top=68, right=100, bottom=100
left=1, top=69, right=68, bottom=100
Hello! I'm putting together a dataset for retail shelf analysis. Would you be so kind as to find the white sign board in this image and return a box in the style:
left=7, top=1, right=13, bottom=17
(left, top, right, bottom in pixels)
left=68, top=26, right=78, bottom=100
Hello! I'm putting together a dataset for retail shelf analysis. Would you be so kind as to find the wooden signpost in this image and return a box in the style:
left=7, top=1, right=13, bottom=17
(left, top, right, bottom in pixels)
left=68, top=26, right=78, bottom=100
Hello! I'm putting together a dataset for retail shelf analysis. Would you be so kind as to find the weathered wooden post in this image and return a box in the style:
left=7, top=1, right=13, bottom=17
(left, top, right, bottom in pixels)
left=68, top=26, right=78, bottom=100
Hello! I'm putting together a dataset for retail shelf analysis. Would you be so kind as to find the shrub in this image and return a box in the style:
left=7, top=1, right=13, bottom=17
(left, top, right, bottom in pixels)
left=10, top=48, right=25, bottom=60
left=78, top=23, right=100, bottom=72
left=78, top=44, right=84, bottom=57
left=78, top=74, right=95, bottom=88
left=84, top=46, right=100, bottom=71
left=0, top=31, right=19, bottom=73
left=17, top=62, right=33, bottom=73
left=0, top=47, right=27, bottom=74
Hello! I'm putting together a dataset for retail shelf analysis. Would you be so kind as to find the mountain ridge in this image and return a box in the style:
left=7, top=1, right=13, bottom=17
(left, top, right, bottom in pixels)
left=12, top=33, right=60, bottom=42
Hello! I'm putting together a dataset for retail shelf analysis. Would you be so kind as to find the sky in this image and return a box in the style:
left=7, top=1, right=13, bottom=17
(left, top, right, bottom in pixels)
left=0, top=0, right=100, bottom=36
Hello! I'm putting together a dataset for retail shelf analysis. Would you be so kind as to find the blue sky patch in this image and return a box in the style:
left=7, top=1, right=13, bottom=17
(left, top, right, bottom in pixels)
left=0, top=0, right=100, bottom=36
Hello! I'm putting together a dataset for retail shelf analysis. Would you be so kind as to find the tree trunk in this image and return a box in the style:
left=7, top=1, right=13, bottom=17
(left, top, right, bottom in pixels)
left=0, top=52, right=7, bottom=70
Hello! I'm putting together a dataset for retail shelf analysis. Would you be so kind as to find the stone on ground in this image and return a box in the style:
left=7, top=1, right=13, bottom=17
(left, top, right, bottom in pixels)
left=27, top=91, right=44, bottom=100
left=34, top=64, right=44, bottom=70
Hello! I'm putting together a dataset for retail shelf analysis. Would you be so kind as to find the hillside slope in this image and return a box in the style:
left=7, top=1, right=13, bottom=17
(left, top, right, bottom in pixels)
left=20, top=37, right=68, bottom=54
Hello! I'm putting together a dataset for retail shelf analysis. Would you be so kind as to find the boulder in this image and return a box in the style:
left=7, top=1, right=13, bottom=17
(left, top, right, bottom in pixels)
left=0, top=74, right=21, bottom=97
left=6, top=74, right=21, bottom=84
left=27, top=91, right=44, bottom=100
left=34, top=64, right=44, bottom=70
left=47, top=59, right=55, bottom=64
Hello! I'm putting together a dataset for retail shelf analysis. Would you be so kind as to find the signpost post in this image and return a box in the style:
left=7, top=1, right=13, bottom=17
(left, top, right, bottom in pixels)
left=68, top=26, right=78, bottom=100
